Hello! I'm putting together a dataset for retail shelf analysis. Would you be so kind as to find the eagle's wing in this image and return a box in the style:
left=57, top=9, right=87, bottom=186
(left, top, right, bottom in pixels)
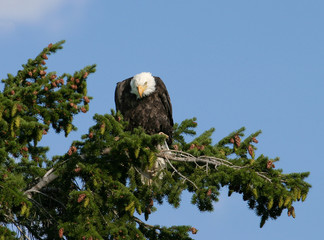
left=114, top=77, right=131, bottom=113
left=155, top=77, right=173, bottom=127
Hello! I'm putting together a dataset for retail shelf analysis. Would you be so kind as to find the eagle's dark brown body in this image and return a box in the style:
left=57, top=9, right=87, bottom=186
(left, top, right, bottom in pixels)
left=115, top=76, right=173, bottom=144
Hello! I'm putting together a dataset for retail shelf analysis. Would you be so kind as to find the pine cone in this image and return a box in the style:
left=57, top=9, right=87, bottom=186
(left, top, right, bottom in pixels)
left=230, top=138, right=234, bottom=144
left=234, top=135, right=241, bottom=147
left=207, top=189, right=212, bottom=196
left=21, top=146, right=28, bottom=152
left=81, top=107, right=87, bottom=113
left=89, top=132, right=94, bottom=138
left=189, top=144, right=196, bottom=150
left=248, top=145, right=254, bottom=157
left=83, top=72, right=89, bottom=78
left=189, top=227, right=198, bottom=234
left=17, top=104, right=23, bottom=112
left=59, top=228, right=64, bottom=238
left=288, top=206, right=295, bottom=218
left=267, top=160, right=273, bottom=169
left=42, top=53, right=48, bottom=60
left=68, top=146, right=77, bottom=155
left=83, top=96, right=90, bottom=103
left=252, top=137, right=258, bottom=143
left=78, top=193, right=86, bottom=203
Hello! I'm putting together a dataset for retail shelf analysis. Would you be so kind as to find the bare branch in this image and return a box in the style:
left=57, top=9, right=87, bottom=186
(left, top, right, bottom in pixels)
left=164, top=156, right=199, bottom=190
left=133, top=216, right=161, bottom=230
left=4, top=214, right=31, bottom=240
left=158, top=150, right=272, bottom=183
left=256, top=172, right=272, bottom=183
left=24, top=168, right=58, bottom=199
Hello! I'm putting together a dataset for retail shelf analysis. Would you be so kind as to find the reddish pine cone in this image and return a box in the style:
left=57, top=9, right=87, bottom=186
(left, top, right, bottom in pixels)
left=248, top=145, right=254, bottom=157
left=89, top=132, right=94, bottom=138
left=59, top=228, right=64, bottom=238
left=189, top=227, right=198, bottom=234
left=81, top=107, right=87, bottom=113
left=234, top=135, right=241, bottom=147
left=77, top=193, right=86, bottom=203
left=207, top=189, right=212, bottom=196
left=83, top=96, right=90, bottom=103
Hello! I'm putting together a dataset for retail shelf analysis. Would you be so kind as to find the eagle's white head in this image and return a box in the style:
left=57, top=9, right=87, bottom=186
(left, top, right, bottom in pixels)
left=130, top=72, right=156, bottom=99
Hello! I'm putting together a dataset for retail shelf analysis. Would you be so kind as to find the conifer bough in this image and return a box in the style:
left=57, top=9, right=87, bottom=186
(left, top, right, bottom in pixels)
left=0, top=41, right=311, bottom=239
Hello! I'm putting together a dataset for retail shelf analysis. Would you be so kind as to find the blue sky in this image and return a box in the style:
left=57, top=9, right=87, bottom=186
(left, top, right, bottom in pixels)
left=1, top=1, right=323, bottom=239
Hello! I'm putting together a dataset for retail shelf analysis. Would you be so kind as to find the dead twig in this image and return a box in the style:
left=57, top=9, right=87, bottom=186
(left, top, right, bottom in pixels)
left=158, top=150, right=272, bottom=183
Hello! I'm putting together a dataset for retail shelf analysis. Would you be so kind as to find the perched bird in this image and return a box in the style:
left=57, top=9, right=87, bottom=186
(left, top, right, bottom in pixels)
left=115, top=72, right=173, bottom=145
left=115, top=72, right=173, bottom=185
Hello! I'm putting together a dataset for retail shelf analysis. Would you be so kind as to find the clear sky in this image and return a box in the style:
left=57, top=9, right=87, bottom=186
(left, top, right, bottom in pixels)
left=1, top=1, right=323, bottom=239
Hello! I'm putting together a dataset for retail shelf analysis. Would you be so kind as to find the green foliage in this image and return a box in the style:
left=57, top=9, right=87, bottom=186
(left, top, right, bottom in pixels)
left=0, top=41, right=311, bottom=239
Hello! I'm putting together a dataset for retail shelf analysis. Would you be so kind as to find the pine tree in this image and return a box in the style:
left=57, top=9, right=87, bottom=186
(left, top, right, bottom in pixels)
left=0, top=41, right=311, bottom=239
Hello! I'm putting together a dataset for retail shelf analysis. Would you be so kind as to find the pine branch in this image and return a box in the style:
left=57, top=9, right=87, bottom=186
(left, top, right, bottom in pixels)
left=23, top=148, right=273, bottom=200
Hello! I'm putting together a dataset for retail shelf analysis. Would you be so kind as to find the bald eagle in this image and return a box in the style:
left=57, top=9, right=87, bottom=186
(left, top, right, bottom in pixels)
left=115, top=72, right=173, bottom=145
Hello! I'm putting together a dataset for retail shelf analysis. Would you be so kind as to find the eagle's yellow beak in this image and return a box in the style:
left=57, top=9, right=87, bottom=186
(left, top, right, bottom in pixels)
left=137, top=85, right=147, bottom=98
